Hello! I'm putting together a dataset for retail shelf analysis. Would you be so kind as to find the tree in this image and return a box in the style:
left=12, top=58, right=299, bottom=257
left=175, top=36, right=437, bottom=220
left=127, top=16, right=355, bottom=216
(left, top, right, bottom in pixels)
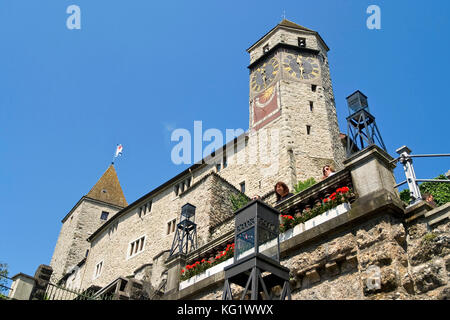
left=0, top=263, right=9, bottom=298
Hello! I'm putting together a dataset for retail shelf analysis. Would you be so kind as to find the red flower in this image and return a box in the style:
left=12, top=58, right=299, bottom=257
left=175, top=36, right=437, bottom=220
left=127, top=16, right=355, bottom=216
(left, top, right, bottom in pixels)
left=181, top=269, right=185, bottom=274
left=201, top=259, right=206, bottom=263
left=323, top=198, right=328, bottom=203
left=338, top=187, right=349, bottom=194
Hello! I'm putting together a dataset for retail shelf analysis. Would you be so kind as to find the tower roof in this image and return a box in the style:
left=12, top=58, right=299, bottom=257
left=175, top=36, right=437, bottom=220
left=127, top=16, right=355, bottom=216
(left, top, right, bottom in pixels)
left=278, top=19, right=314, bottom=32
left=247, top=19, right=329, bottom=53
left=86, top=164, right=128, bottom=207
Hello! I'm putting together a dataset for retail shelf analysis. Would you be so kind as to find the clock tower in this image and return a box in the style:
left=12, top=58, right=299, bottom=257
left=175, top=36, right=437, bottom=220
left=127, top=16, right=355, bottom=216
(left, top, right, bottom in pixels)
left=247, top=19, right=346, bottom=186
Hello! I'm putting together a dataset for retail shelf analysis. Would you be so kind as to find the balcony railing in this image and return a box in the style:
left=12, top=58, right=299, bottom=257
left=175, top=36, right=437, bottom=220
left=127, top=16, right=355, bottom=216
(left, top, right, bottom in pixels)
left=275, top=168, right=356, bottom=216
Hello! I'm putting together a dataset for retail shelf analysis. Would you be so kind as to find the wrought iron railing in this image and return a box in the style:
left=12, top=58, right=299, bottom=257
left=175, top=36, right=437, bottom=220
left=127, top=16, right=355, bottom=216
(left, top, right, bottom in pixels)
left=44, top=282, right=104, bottom=300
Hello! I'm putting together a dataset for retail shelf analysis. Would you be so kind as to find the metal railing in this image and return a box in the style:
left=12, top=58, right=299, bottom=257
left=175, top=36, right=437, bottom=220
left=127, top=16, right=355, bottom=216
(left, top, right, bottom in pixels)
left=44, top=282, right=101, bottom=300
left=392, top=146, right=450, bottom=206
left=0, top=274, right=14, bottom=300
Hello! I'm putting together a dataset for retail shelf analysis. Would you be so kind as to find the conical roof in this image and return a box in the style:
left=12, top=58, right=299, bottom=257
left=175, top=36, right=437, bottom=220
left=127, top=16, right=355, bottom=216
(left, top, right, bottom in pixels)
left=86, top=164, right=128, bottom=207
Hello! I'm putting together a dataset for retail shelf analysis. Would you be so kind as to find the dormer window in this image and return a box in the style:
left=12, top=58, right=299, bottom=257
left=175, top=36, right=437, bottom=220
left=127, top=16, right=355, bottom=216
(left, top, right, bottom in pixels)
left=298, top=37, right=306, bottom=48
left=263, top=44, right=270, bottom=54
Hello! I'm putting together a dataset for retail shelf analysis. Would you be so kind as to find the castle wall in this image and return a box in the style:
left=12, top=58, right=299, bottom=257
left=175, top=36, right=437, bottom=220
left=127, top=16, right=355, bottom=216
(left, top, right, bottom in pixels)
left=49, top=199, right=122, bottom=283
left=79, top=173, right=241, bottom=291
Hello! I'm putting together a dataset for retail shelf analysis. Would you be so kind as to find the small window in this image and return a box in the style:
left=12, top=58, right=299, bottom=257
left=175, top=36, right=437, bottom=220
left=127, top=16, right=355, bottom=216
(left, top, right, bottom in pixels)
left=216, top=163, right=221, bottom=172
left=128, top=236, right=146, bottom=259
left=100, top=211, right=109, bottom=221
left=167, top=219, right=176, bottom=235
left=186, top=177, right=191, bottom=188
left=309, top=101, right=314, bottom=112
left=85, top=250, right=89, bottom=258
left=94, top=261, right=103, bottom=279
left=147, top=200, right=152, bottom=213
left=174, top=184, right=179, bottom=196
left=240, top=182, right=246, bottom=194
left=311, top=85, right=317, bottom=92
left=263, top=44, right=270, bottom=53
left=298, top=37, right=306, bottom=48
left=223, top=155, right=228, bottom=169
left=180, top=181, right=185, bottom=193
left=306, top=125, right=311, bottom=135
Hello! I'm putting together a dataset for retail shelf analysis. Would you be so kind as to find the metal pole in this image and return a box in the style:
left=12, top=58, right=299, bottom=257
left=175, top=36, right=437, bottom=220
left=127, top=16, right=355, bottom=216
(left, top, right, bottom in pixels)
left=396, top=146, right=421, bottom=205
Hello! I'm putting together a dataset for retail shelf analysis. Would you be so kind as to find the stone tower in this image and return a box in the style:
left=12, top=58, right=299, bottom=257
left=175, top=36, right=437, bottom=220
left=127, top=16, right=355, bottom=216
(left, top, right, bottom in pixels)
left=246, top=19, right=346, bottom=189
left=49, top=164, right=127, bottom=283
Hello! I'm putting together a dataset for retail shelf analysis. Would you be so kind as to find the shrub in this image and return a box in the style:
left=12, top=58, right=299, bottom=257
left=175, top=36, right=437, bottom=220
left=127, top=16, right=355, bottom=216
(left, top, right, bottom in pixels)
left=230, top=193, right=250, bottom=212
left=293, top=178, right=317, bottom=194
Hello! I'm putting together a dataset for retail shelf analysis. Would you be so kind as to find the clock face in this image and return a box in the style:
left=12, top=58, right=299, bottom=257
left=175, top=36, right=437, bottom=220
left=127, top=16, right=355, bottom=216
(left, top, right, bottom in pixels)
left=283, top=54, right=320, bottom=80
left=251, top=57, right=280, bottom=92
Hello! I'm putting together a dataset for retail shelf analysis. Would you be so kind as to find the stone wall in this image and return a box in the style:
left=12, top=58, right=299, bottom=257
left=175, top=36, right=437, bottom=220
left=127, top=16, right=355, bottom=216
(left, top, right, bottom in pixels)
left=49, top=198, right=122, bottom=283
left=248, top=27, right=323, bottom=65
left=169, top=196, right=449, bottom=300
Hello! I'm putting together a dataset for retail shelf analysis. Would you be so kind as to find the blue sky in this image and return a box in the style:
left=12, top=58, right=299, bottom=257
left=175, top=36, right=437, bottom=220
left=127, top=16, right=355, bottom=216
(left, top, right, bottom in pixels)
left=1, top=0, right=449, bottom=278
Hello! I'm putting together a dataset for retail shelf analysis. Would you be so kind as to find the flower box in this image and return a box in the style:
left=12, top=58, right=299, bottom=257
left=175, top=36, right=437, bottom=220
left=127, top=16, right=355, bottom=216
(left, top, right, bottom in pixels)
left=179, top=257, right=234, bottom=290
left=304, top=202, right=351, bottom=230
left=279, top=203, right=351, bottom=242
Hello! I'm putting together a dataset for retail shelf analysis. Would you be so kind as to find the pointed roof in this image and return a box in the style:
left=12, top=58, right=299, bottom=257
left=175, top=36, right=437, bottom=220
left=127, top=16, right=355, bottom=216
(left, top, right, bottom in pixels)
left=86, top=164, right=128, bottom=208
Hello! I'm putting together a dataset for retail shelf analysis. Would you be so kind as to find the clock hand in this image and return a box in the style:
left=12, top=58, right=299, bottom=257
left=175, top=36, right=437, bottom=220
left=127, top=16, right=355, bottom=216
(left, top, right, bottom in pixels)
left=261, top=69, right=267, bottom=87
left=296, top=56, right=304, bottom=78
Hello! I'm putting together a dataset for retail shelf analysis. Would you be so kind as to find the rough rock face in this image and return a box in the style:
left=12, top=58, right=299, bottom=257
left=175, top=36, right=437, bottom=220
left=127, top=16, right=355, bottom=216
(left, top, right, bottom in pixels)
left=189, top=211, right=449, bottom=300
